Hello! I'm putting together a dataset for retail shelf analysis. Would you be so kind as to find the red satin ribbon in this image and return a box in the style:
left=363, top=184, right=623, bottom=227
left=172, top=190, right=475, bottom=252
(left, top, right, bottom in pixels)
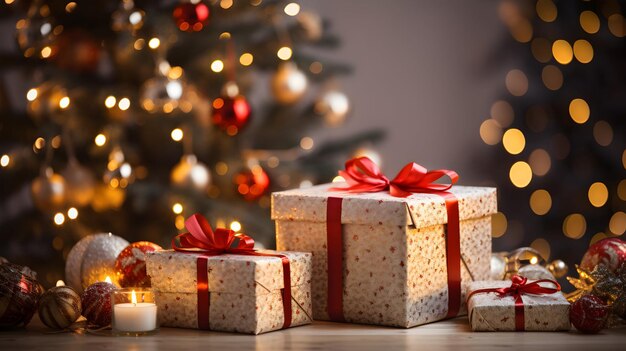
left=173, top=213, right=292, bottom=330
left=327, top=157, right=461, bottom=321
left=466, top=275, right=561, bottom=331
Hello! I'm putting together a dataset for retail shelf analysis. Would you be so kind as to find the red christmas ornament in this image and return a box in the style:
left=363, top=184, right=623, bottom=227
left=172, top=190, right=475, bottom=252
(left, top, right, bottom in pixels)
left=570, top=295, right=610, bottom=334
left=580, top=238, right=626, bottom=272
left=211, top=95, right=252, bottom=135
left=234, top=165, right=270, bottom=201
left=173, top=1, right=210, bottom=32
left=81, top=281, right=118, bottom=327
left=0, top=262, right=44, bottom=327
left=114, top=241, right=162, bottom=288
left=54, top=30, right=101, bottom=73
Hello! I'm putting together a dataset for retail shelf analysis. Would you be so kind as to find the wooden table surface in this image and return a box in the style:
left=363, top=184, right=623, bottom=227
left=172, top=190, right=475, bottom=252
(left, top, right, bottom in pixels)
left=1, top=316, right=625, bottom=351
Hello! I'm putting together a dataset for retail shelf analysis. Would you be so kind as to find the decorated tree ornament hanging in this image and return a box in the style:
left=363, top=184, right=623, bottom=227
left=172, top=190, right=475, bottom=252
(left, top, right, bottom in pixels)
left=37, top=286, right=82, bottom=329
left=173, top=0, right=211, bottom=32
left=26, top=83, right=69, bottom=120
left=315, top=89, right=350, bottom=126
left=580, top=238, right=626, bottom=272
left=111, top=0, right=145, bottom=32
left=114, top=241, right=162, bottom=288
left=15, top=1, right=61, bottom=58
left=62, top=159, right=96, bottom=207
left=103, top=147, right=134, bottom=188
left=211, top=82, right=252, bottom=134
left=170, top=154, right=211, bottom=191
left=140, top=72, right=184, bottom=113
left=271, top=62, right=308, bottom=104
left=64, top=233, right=129, bottom=293
left=31, top=167, right=66, bottom=212
left=234, top=163, right=270, bottom=202
left=0, top=262, right=44, bottom=328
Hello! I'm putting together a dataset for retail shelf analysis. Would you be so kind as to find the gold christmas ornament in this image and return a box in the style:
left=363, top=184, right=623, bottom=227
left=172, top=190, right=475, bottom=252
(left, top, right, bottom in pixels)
left=271, top=62, right=308, bottom=104
left=170, top=154, right=211, bottom=191
left=91, top=184, right=126, bottom=212
left=490, top=247, right=568, bottom=280
left=64, top=233, right=129, bottom=293
left=62, top=159, right=96, bottom=207
left=31, top=167, right=66, bottom=211
left=104, top=147, right=134, bottom=188
left=16, top=2, right=61, bottom=58
left=37, top=286, right=82, bottom=329
left=547, top=259, right=568, bottom=278
left=315, top=89, right=350, bottom=126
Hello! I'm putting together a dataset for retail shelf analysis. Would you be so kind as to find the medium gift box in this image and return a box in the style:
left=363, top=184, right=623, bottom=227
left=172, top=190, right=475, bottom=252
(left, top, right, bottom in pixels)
left=145, top=214, right=313, bottom=335
left=272, top=157, right=497, bottom=327
left=467, top=275, right=571, bottom=331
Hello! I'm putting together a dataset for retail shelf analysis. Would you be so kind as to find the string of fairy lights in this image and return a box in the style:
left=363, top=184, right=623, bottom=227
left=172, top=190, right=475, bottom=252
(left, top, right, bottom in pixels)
left=480, top=0, right=626, bottom=260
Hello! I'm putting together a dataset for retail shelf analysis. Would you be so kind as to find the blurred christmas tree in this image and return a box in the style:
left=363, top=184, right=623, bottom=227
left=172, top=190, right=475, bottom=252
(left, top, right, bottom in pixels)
left=0, top=0, right=383, bottom=285
left=481, top=0, right=626, bottom=266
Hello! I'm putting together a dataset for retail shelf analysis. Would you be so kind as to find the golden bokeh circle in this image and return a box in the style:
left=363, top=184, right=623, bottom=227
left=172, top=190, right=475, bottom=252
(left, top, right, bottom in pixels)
left=580, top=11, right=600, bottom=34
left=536, top=0, right=557, bottom=22
left=530, top=189, right=552, bottom=215
left=588, top=182, right=608, bottom=208
left=618, top=179, right=626, bottom=201
left=492, top=212, right=508, bottom=238
left=609, top=212, right=626, bottom=235
left=552, top=40, right=573, bottom=65
left=491, top=100, right=514, bottom=127
left=563, top=214, right=587, bottom=239
left=509, top=161, right=532, bottom=188
left=573, top=40, right=594, bottom=64
left=590, top=232, right=607, bottom=246
left=608, top=14, right=626, bottom=37
left=531, top=38, right=552, bottom=63
left=505, top=69, right=528, bottom=96
left=593, top=121, right=613, bottom=146
left=529, top=149, right=551, bottom=176
left=502, top=128, right=526, bottom=155
left=541, top=65, right=563, bottom=90
left=479, top=119, right=503, bottom=145
left=530, top=237, right=551, bottom=260
left=569, top=98, right=590, bottom=124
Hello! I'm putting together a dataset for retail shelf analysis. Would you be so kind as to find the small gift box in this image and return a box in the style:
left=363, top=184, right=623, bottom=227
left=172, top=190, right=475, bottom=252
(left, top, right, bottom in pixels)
left=467, top=275, right=571, bottom=331
left=145, top=214, right=313, bottom=335
left=272, top=157, right=497, bottom=327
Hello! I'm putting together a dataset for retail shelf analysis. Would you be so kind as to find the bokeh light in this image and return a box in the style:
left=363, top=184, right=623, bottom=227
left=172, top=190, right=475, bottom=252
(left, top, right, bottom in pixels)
left=479, top=119, right=503, bottom=145
left=569, top=98, right=590, bottom=124
left=573, top=40, right=593, bottom=63
left=563, top=214, right=586, bottom=239
left=528, top=149, right=551, bottom=176
left=593, top=121, right=613, bottom=146
left=509, top=161, right=532, bottom=188
left=505, top=69, right=528, bottom=96
left=580, top=11, right=600, bottom=34
left=492, top=212, right=508, bottom=238
left=502, top=128, right=525, bottom=155
left=552, top=40, right=573, bottom=64
left=490, top=100, right=514, bottom=127
left=609, top=212, right=626, bottom=235
left=588, top=182, right=608, bottom=207
left=541, top=65, right=563, bottom=90
left=530, top=189, right=552, bottom=215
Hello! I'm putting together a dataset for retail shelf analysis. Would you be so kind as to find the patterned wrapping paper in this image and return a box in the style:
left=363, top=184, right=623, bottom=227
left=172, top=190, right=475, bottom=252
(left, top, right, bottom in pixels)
left=145, top=249, right=313, bottom=334
left=272, top=183, right=497, bottom=327
left=467, top=280, right=571, bottom=331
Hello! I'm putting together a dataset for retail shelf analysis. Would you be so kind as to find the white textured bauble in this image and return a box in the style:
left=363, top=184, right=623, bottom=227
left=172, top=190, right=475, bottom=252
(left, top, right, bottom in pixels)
left=64, top=233, right=129, bottom=293
left=271, top=62, right=308, bottom=104
left=170, top=154, right=211, bottom=191
left=315, top=90, right=350, bottom=126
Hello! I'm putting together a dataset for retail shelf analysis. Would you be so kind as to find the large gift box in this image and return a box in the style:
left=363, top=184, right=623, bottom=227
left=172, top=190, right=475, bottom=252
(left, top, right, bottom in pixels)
left=467, top=276, right=570, bottom=331
left=145, top=215, right=313, bottom=335
left=271, top=158, right=497, bottom=327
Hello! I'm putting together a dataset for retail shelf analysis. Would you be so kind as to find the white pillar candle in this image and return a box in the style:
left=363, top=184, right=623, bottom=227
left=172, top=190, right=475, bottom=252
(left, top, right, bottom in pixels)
left=112, top=290, right=158, bottom=333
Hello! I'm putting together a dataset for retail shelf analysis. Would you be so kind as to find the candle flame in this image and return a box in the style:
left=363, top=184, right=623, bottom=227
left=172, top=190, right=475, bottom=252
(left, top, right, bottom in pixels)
left=56, top=280, right=65, bottom=287
left=105, top=276, right=112, bottom=283
left=131, top=289, right=137, bottom=305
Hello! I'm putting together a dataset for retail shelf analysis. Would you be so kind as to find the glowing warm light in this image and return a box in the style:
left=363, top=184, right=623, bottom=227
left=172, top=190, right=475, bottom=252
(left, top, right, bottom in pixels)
left=131, top=290, right=138, bottom=305
left=530, top=189, right=552, bottom=215
left=588, top=182, right=608, bottom=208
left=541, top=65, right=563, bottom=91
left=619, top=180, right=626, bottom=201
left=509, top=161, right=532, bottom=188
left=332, top=175, right=345, bottom=183
left=536, top=0, right=557, bottom=22
left=220, top=0, right=233, bottom=9
left=65, top=2, right=76, bottom=12
left=580, top=11, right=600, bottom=34
left=171, top=128, right=184, bottom=142
left=479, top=119, right=502, bottom=145
left=531, top=38, right=552, bottom=63
left=56, top=280, right=65, bottom=287
left=552, top=40, right=573, bottom=64
left=490, top=100, right=514, bottom=127
left=529, top=256, right=539, bottom=265
left=563, top=214, right=586, bottom=239
left=54, top=212, right=65, bottom=225
left=105, top=276, right=112, bottom=283
left=608, top=14, right=626, bottom=37
left=134, top=38, right=145, bottom=50
left=172, top=203, right=183, bottom=214
left=300, top=137, right=314, bottom=150
left=239, top=53, right=253, bottom=66
left=0, top=155, right=9, bottom=167
left=67, top=207, right=78, bottom=219
left=105, top=95, right=116, bottom=108
left=284, top=3, right=301, bottom=16
left=309, top=61, right=323, bottom=74
left=27, top=88, right=38, bottom=101
left=230, top=221, right=242, bottom=232
left=58, top=96, right=70, bottom=109
left=216, top=162, right=228, bottom=175
left=593, top=121, right=613, bottom=146
left=95, top=133, right=107, bottom=146
left=168, top=66, right=183, bottom=79
left=211, top=60, right=224, bottom=73
left=528, top=149, right=551, bottom=176
left=609, top=212, right=626, bottom=235
left=175, top=215, right=185, bottom=230
left=118, top=97, right=131, bottom=111
left=41, top=46, right=52, bottom=58
left=277, top=46, right=293, bottom=61
left=573, top=40, right=593, bottom=64
left=502, top=128, right=525, bottom=155
left=34, top=137, right=45, bottom=150
left=569, top=98, right=590, bottom=124
left=148, top=37, right=160, bottom=49
left=491, top=212, right=508, bottom=238
left=505, top=69, right=528, bottom=96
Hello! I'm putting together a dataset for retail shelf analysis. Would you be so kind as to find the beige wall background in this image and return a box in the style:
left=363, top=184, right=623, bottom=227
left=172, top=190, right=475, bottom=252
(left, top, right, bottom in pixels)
left=303, top=0, right=508, bottom=183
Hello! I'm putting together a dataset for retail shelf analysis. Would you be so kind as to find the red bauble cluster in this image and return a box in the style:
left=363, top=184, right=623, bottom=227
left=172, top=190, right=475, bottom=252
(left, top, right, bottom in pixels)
left=0, top=262, right=43, bottom=328
left=114, top=241, right=162, bottom=288
left=234, top=166, right=269, bottom=201
left=570, top=295, right=610, bottom=334
left=211, top=95, right=252, bottom=135
left=580, top=238, right=626, bottom=272
left=173, top=1, right=210, bottom=32
left=81, top=282, right=118, bottom=327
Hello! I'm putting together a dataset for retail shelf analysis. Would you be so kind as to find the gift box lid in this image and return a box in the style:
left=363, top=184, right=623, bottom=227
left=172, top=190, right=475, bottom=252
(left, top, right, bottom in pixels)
left=146, top=249, right=311, bottom=295
left=271, top=183, right=497, bottom=227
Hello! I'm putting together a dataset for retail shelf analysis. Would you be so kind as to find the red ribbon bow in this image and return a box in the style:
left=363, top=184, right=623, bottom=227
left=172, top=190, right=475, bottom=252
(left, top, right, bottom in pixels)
left=330, top=157, right=459, bottom=197
left=172, top=214, right=256, bottom=254
left=467, top=275, right=561, bottom=331
left=171, top=214, right=292, bottom=330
